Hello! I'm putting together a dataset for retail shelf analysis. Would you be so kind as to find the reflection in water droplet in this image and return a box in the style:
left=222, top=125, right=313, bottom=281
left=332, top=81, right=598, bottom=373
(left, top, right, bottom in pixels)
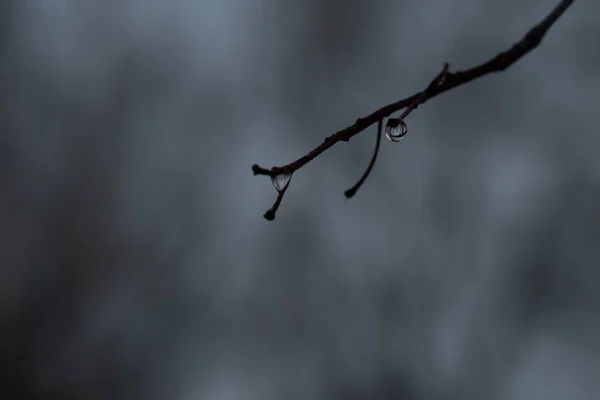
left=271, top=172, right=291, bottom=192
left=385, top=118, right=408, bottom=142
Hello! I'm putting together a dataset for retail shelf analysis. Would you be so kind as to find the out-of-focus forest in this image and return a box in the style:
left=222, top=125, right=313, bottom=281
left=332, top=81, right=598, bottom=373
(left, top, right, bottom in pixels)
left=1, top=0, right=599, bottom=399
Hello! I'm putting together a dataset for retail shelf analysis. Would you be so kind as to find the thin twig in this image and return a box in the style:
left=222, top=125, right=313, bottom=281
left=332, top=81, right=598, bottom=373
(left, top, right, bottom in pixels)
left=253, top=0, right=575, bottom=220
left=345, top=119, right=383, bottom=199
left=402, top=63, right=449, bottom=121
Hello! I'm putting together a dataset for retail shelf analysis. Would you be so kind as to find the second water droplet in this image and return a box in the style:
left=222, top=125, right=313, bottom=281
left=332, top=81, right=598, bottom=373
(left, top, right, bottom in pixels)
left=271, top=172, right=291, bottom=192
left=385, top=118, right=408, bottom=142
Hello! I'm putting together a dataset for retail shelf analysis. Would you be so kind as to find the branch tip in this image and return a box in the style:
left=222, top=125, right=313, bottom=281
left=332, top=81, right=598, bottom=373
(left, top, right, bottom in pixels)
left=264, top=209, right=276, bottom=221
left=252, top=164, right=272, bottom=176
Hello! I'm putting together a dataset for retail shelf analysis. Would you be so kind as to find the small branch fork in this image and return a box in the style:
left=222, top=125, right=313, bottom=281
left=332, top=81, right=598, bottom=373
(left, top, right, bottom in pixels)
left=252, top=0, right=575, bottom=220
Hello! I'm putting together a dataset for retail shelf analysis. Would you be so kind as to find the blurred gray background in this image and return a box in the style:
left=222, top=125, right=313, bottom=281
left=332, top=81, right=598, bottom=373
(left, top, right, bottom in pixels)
left=1, top=0, right=599, bottom=399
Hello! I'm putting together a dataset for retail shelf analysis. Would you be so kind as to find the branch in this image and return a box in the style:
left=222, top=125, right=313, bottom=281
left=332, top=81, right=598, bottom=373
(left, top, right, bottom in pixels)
left=252, top=0, right=575, bottom=220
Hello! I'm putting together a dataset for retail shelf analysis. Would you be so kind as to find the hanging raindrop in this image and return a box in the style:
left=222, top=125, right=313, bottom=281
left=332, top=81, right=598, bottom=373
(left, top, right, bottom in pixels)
left=271, top=172, right=291, bottom=192
left=385, top=118, right=408, bottom=142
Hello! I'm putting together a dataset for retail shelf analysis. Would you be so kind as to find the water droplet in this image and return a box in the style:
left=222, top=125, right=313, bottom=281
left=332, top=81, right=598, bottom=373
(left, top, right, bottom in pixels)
left=385, top=118, right=408, bottom=142
left=271, top=172, right=291, bottom=192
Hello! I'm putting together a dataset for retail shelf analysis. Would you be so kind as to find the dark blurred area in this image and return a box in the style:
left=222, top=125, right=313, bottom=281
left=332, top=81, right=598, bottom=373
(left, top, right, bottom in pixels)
left=1, top=0, right=599, bottom=399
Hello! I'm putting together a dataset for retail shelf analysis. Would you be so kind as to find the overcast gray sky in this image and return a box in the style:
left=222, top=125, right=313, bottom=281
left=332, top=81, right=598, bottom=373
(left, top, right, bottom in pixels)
left=1, top=0, right=599, bottom=399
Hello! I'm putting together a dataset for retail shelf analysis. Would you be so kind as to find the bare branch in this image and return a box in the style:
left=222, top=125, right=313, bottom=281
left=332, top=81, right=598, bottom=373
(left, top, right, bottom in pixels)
left=253, top=0, right=575, bottom=220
